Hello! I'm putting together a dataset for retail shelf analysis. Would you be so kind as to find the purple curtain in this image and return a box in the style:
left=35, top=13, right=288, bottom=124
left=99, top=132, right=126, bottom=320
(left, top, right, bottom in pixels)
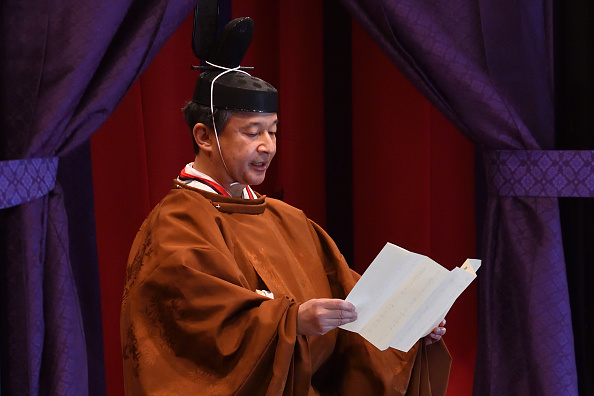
left=340, top=0, right=594, bottom=394
left=0, top=1, right=197, bottom=394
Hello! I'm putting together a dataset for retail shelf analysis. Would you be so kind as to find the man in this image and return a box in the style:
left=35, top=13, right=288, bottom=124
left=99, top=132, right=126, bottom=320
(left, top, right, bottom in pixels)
left=121, top=17, right=451, bottom=395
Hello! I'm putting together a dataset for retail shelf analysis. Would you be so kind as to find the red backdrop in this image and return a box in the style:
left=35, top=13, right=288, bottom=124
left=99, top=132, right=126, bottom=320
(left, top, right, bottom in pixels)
left=91, top=2, right=476, bottom=394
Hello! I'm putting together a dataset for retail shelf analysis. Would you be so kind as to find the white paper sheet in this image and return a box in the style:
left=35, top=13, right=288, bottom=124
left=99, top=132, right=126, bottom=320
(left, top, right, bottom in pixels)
left=339, top=243, right=480, bottom=352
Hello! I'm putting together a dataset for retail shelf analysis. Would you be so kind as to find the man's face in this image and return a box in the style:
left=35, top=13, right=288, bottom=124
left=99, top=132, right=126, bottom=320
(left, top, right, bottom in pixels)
left=215, top=112, right=278, bottom=187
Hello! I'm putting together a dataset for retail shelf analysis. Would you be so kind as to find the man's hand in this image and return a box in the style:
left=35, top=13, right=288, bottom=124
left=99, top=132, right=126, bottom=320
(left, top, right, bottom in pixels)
left=424, top=319, right=447, bottom=345
left=297, top=298, right=357, bottom=336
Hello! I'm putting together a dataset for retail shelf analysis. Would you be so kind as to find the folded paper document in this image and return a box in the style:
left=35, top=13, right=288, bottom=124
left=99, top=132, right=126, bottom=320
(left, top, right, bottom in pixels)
left=339, top=243, right=480, bottom=352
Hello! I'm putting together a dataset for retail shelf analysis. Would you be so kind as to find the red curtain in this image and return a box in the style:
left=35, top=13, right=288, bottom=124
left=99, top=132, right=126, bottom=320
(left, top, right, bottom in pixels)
left=351, top=20, right=477, bottom=394
left=91, top=2, right=476, bottom=395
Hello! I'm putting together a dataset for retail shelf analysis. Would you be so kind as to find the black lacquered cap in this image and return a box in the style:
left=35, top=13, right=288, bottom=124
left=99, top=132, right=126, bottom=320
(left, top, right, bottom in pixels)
left=193, top=70, right=278, bottom=112
left=191, top=16, right=278, bottom=113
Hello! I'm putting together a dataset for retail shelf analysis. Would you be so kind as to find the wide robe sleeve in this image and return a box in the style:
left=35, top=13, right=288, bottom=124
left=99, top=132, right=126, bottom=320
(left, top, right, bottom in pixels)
left=120, top=191, right=311, bottom=396
left=305, top=221, right=452, bottom=396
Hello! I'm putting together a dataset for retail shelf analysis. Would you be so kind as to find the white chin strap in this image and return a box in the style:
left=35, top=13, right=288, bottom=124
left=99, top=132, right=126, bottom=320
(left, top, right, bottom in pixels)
left=207, top=61, right=252, bottom=188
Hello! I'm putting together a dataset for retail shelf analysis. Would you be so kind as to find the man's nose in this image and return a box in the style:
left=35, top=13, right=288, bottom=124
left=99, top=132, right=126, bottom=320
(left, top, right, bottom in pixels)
left=257, top=134, right=275, bottom=154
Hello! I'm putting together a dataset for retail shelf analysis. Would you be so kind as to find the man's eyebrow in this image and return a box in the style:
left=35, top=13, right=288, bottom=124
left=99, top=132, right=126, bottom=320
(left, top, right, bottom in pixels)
left=239, top=119, right=278, bottom=130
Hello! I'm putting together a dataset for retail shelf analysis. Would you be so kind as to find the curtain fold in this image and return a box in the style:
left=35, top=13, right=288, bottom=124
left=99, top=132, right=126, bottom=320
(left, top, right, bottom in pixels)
left=0, top=1, right=197, bottom=394
left=339, top=0, right=581, bottom=394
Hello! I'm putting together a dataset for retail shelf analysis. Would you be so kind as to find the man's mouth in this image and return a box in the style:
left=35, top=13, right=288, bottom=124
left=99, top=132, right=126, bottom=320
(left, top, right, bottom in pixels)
left=251, top=161, right=268, bottom=170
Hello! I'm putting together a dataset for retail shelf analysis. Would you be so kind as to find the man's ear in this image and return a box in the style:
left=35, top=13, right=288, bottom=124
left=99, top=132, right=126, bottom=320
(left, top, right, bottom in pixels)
left=193, top=123, right=214, bottom=153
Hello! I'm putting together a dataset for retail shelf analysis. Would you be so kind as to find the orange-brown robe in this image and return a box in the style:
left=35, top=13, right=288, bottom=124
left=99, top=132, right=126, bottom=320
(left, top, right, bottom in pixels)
left=120, top=181, right=451, bottom=395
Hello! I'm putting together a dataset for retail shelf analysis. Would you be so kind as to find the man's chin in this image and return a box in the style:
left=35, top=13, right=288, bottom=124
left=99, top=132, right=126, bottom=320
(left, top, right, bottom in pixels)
left=249, top=178, right=265, bottom=186
left=247, top=172, right=267, bottom=186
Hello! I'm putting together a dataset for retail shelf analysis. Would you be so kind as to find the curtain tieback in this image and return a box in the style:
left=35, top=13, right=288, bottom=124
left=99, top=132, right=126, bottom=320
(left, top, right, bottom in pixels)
left=485, top=150, right=594, bottom=197
left=0, top=157, right=59, bottom=209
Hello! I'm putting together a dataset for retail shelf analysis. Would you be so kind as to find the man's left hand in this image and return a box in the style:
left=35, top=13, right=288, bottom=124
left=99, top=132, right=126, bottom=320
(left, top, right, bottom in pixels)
left=424, top=319, right=446, bottom=345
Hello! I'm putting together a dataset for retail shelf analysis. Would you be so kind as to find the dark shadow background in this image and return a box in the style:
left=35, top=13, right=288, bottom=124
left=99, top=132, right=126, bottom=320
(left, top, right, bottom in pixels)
left=555, top=1, right=594, bottom=395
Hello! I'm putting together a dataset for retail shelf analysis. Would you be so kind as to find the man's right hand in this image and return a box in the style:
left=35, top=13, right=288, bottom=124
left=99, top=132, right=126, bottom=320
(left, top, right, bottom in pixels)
left=297, top=298, right=357, bottom=336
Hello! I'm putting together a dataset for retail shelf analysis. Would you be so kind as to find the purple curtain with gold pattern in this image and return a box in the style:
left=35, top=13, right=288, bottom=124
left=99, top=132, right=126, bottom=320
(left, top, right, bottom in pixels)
left=0, top=1, right=197, bottom=394
left=339, top=0, right=590, bottom=394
